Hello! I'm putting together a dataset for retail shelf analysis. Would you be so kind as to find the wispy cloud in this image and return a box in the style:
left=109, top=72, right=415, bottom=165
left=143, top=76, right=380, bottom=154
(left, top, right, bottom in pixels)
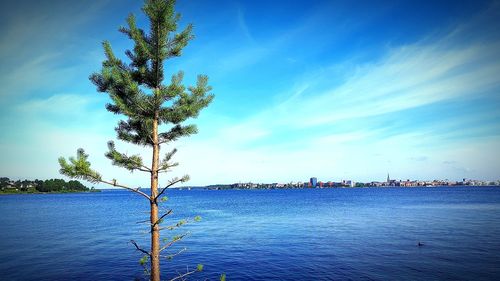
left=17, top=94, right=99, bottom=115
left=222, top=14, right=500, bottom=138
left=0, top=1, right=116, bottom=102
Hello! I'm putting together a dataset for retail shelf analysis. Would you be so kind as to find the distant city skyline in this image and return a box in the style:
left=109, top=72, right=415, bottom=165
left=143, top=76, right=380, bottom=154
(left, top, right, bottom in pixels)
left=199, top=175, right=500, bottom=189
left=1, top=0, right=500, bottom=187
left=189, top=176, right=500, bottom=190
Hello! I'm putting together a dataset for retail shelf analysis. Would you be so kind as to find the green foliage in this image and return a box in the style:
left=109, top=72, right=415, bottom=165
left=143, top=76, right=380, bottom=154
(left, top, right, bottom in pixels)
left=0, top=177, right=9, bottom=188
left=59, top=0, right=213, bottom=184
left=220, top=273, right=226, bottom=281
left=39, top=179, right=64, bottom=192
left=58, top=149, right=102, bottom=183
left=105, top=141, right=145, bottom=172
left=88, top=0, right=213, bottom=148
left=196, top=264, right=203, bottom=272
left=0, top=177, right=89, bottom=193
left=159, top=148, right=179, bottom=171
left=194, top=216, right=202, bottom=222
left=38, top=179, right=88, bottom=192
left=160, top=196, right=169, bottom=202
left=139, top=255, right=149, bottom=265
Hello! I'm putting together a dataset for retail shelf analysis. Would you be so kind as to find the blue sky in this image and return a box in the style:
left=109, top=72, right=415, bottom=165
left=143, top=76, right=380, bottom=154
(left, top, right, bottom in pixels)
left=1, top=0, right=499, bottom=186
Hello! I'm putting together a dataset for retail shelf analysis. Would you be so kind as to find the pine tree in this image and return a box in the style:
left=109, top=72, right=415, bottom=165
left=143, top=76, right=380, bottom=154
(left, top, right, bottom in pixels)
left=58, top=1, right=213, bottom=280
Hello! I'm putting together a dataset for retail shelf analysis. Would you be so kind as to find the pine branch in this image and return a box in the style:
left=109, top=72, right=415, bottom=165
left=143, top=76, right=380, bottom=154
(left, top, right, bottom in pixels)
left=131, top=240, right=151, bottom=256
left=105, top=141, right=151, bottom=172
left=159, top=75, right=214, bottom=124
left=153, top=209, right=173, bottom=227
left=115, top=118, right=155, bottom=146
left=119, top=13, right=151, bottom=60
left=158, top=218, right=191, bottom=232
left=58, top=149, right=102, bottom=183
left=59, top=149, right=151, bottom=200
left=154, top=175, right=189, bottom=202
left=158, top=148, right=178, bottom=172
left=169, top=269, right=196, bottom=281
left=161, top=148, right=177, bottom=162
left=159, top=72, right=185, bottom=103
left=165, top=23, right=194, bottom=59
left=99, top=178, right=150, bottom=200
left=169, top=264, right=203, bottom=281
left=160, top=247, right=186, bottom=260
left=158, top=124, right=197, bottom=144
left=159, top=233, right=188, bottom=252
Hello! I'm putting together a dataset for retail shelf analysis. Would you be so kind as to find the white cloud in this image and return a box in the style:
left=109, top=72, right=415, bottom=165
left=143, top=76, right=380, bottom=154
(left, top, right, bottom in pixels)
left=287, top=43, right=500, bottom=128
left=17, top=94, right=100, bottom=115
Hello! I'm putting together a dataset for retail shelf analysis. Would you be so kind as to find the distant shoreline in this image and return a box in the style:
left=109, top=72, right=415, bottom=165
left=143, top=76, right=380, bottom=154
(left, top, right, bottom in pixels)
left=0, top=190, right=101, bottom=195
left=1, top=177, right=97, bottom=194
left=178, top=185, right=500, bottom=191
left=5, top=186, right=497, bottom=195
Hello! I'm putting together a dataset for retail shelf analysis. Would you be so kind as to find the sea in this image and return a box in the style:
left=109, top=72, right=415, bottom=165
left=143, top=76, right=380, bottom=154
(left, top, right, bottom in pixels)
left=0, top=187, right=499, bottom=280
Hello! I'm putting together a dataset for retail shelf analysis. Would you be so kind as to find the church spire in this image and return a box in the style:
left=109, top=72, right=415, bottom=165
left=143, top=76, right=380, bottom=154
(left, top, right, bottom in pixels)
left=387, top=173, right=390, bottom=183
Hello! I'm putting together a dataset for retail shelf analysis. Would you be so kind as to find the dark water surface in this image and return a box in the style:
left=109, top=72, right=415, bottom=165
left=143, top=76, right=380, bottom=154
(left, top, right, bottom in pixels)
left=1, top=187, right=500, bottom=280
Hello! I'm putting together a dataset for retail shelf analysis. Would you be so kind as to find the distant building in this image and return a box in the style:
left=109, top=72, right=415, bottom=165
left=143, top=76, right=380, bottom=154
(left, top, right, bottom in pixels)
left=342, top=180, right=352, bottom=186
left=310, top=177, right=317, bottom=187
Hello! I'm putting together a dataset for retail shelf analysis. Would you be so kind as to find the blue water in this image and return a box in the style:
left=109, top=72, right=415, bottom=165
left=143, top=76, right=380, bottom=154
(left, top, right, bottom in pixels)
left=1, top=187, right=500, bottom=280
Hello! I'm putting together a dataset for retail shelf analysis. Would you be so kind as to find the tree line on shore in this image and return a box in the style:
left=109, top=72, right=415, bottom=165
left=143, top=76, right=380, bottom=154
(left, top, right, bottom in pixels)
left=0, top=177, right=94, bottom=193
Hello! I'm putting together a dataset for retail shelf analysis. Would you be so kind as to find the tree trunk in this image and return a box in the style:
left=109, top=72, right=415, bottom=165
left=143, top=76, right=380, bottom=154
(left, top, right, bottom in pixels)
left=150, top=117, right=160, bottom=281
